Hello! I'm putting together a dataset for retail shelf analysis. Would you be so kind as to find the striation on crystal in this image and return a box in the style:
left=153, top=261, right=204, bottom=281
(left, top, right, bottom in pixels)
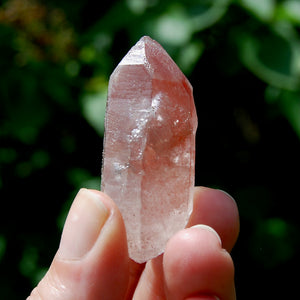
left=101, top=36, right=197, bottom=263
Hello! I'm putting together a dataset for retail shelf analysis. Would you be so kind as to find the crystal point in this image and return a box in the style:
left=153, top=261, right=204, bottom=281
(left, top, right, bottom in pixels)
left=101, top=36, right=197, bottom=263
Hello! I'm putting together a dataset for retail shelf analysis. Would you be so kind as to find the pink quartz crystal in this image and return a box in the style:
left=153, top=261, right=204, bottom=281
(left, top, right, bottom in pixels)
left=101, top=36, right=197, bottom=263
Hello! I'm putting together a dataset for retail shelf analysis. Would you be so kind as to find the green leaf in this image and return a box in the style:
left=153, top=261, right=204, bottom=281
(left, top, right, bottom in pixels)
left=126, top=0, right=149, bottom=14
left=238, top=28, right=300, bottom=90
left=266, top=87, right=300, bottom=138
left=81, top=78, right=108, bottom=136
left=190, top=0, right=231, bottom=31
left=177, top=40, right=205, bottom=74
left=146, top=0, right=230, bottom=47
left=150, top=4, right=194, bottom=46
left=277, top=0, right=300, bottom=25
left=239, top=0, right=276, bottom=22
left=279, top=91, right=300, bottom=139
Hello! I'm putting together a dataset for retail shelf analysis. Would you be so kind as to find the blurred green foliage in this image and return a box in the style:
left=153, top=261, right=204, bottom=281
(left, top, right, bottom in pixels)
left=0, top=0, right=299, bottom=298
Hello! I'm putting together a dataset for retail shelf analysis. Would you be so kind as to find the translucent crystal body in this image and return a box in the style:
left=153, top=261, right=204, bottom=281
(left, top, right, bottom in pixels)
left=101, top=36, right=197, bottom=263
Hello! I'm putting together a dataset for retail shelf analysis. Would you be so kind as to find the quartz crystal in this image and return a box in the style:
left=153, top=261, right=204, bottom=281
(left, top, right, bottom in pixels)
left=101, top=36, right=197, bottom=263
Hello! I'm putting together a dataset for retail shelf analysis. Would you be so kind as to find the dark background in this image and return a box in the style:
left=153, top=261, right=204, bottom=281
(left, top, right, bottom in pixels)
left=0, top=0, right=299, bottom=298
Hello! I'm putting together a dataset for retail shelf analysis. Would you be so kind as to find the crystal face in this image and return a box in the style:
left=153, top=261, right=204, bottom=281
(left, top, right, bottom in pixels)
left=101, top=36, right=197, bottom=263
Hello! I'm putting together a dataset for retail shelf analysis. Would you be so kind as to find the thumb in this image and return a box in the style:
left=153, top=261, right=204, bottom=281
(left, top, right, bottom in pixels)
left=27, top=189, right=129, bottom=300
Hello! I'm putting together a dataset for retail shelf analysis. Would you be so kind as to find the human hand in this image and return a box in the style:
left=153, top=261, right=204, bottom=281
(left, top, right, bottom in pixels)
left=27, top=187, right=239, bottom=300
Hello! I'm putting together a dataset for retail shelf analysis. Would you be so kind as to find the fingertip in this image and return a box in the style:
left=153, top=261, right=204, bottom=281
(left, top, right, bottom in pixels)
left=189, top=187, right=240, bottom=252
left=164, top=225, right=235, bottom=300
left=89, top=189, right=117, bottom=212
left=164, top=225, right=225, bottom=277
left=58, top=188, right=110, bottom=260
left=190, top=224, right=222, bottom=247
left=29, top=189, right=130, bottom=300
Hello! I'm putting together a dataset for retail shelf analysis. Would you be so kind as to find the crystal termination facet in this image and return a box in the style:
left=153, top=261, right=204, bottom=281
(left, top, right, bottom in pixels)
left=101, top=36, right=197, bottom=263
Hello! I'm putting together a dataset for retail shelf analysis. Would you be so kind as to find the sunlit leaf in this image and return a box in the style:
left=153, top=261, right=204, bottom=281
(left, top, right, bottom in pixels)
left=190, top=0, right=231, bottom=31
left=126, top=0, right=149, bottom=14
left=81, top=78, right=108, bottom=136
left=277, top=0, right=300, bottom=25
left=239, top=0, right=275, bottom=21
left=148, top=0, right=230, bottom=47
left=238, top=28, right=300, bottom=90
left=151, top=4, right=193, bottom=46
left=177, top=40, right=204, bottom=74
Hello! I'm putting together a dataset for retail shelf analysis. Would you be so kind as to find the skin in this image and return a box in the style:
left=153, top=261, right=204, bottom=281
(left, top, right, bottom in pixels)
left=27, top=187, right=239, bottom=300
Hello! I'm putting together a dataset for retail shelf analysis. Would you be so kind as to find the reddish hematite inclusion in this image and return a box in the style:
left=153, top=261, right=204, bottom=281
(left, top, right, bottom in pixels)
left=101, top=36, right=197, bottom=263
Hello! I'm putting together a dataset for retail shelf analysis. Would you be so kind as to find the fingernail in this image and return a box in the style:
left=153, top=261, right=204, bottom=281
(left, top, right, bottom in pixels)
left=190, top=224, right=222, bottom=247
left=217, top=189, right=237, bottom=204
left=58, top=188, right=109, bottom=260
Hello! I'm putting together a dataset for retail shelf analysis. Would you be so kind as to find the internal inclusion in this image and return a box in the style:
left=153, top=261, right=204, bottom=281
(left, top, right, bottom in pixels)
left=101, top=36, right=197, bottom=263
